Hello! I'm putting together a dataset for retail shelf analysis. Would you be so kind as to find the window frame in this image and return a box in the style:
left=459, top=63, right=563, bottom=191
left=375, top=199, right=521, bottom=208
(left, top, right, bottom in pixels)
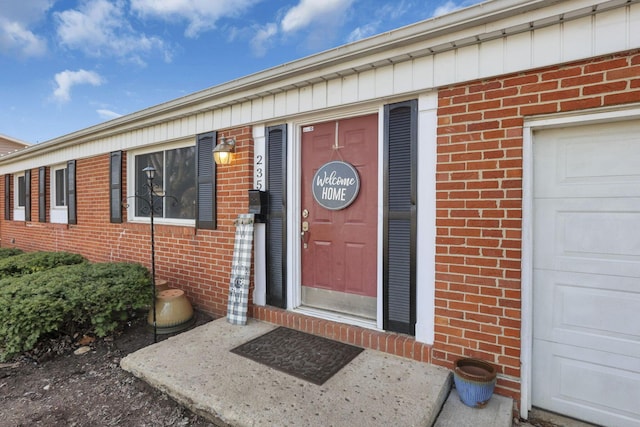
left=13, top=173, right=25, bottom=221
left=127, top=139, right=197, bottom=226
left=50, top=164, right=68, bottom=224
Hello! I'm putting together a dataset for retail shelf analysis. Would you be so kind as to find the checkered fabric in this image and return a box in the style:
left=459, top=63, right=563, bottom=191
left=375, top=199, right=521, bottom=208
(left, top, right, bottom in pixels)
left=227, top=213, right=255, bottom=325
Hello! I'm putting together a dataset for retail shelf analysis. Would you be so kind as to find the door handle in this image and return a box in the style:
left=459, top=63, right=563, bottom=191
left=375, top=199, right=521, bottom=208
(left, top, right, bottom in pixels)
left=301, top=221, right=310, bottom=248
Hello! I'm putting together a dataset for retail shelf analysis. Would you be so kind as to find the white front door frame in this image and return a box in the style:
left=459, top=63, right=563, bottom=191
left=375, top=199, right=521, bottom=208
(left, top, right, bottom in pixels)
left=520, top=103, right=640, bottom=419
left=286, top=104, right=383, bottom=331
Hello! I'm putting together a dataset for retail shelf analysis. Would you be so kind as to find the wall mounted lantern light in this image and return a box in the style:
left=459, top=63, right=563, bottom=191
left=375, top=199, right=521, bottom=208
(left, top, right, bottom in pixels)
left=212, top=136, right=236, bottom=165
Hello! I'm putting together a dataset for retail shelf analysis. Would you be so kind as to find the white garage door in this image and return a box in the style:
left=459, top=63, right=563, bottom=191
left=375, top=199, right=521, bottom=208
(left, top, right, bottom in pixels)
left=532, top=119, right=640, bottom=427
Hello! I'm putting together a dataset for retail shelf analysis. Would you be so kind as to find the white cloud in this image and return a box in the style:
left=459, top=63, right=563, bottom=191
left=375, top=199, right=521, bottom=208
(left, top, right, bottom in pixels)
left=131, top=0, right=260, bottom=38
left=345, top=1, right=412, bottom=44
left=433, top=1, right=464, bottom=17
left=346, top=23, right=378, bottom=43
left=246, top=0, right=355, bottom=55
left=97, top=109, right=122, bottom=120
left=280, top=0, right=354, bottom=34
left=0, top=19, right=47, bottom=57
left=0, top=0, right=52, bottom=57
left=55, top=0, right=169, bottom=65
left=250, top=23, right=277, bottom=57
left=0, top=0, right=54, bottom=23
left=52, top=69, right=104, bottom=103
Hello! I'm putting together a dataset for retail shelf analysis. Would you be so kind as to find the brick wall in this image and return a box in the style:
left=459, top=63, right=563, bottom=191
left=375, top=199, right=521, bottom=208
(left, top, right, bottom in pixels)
left=0, top=126, right=254, bottom=318
left=434, top=49, right=640, bottom=400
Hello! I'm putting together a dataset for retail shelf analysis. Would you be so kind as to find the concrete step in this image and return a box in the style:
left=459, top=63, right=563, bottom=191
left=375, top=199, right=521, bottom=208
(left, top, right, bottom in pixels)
left=122, top=318, right=455, bottom=426
left=435, top=388, right=513, bottom=427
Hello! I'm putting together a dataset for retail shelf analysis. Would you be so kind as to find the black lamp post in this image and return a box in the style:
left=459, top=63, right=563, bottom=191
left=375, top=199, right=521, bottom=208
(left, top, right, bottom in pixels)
left=142, top=165, right=158, bottom=343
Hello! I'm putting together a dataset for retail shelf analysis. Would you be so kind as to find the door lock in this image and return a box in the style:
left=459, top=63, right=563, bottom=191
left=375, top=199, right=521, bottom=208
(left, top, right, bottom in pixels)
left=301, top=221, right=310, bottom=248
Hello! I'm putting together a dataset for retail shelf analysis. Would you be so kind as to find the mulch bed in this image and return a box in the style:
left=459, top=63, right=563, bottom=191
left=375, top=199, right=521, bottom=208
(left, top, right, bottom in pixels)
left=0, top=310, right=217, bottom=427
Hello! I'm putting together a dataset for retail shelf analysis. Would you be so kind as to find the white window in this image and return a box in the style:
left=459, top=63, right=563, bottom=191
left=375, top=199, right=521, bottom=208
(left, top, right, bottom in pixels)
left=129, top=142, right=196, bottom=225
left=13, top=173, right=25, bottom=221
left=50, top=164, right=68, bottom=223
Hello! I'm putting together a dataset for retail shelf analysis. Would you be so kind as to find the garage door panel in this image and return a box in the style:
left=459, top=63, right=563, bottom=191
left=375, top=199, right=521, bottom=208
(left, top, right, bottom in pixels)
left=534, top=198, right=640, bottom=277
left=534, top=122, right=640, bottom=199
left=533, top=341, right=640, bottom=427
left=532, top=119, right=640, bottom=426
left=533, top=270, right=640, bottom=356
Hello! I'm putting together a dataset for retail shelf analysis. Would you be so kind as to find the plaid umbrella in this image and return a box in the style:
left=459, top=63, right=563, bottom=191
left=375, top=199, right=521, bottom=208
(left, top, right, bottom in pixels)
left=227, top=213, right=255, bottom=325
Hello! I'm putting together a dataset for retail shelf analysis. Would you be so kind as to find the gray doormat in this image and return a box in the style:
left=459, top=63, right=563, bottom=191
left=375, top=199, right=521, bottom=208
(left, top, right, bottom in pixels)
left=230, top=327, right=364, bottom=385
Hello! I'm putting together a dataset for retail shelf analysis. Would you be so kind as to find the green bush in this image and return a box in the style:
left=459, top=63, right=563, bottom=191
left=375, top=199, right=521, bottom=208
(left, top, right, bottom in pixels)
left=0, top=251, right=85, bottom=282
left=0, top=248, right=24, bottom=259
left=0, top=262, right=152, bottom=361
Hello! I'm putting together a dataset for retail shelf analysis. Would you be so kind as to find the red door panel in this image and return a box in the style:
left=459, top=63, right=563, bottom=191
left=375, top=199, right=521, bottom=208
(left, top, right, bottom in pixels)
left=301, top=114, right=378, bottom=303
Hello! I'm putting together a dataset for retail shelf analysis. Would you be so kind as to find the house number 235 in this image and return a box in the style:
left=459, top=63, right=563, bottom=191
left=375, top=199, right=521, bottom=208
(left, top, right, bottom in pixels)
left=254, top=154, right=264, bottom=190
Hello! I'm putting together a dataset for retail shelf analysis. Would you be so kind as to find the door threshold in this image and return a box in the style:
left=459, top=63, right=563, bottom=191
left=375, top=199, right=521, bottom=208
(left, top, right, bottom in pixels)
left=294, top=306, right=379, bottom=331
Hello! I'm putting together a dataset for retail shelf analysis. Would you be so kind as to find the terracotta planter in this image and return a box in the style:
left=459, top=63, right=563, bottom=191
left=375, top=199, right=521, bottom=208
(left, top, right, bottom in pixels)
left=148, top=289, right=195, bottom=334
left=154, top=279, right=169, bottom=292
left=453, top=358, right=497, bottom=408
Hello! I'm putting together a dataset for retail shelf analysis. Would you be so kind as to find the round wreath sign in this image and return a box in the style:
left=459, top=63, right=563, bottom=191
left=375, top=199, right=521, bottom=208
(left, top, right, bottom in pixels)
left=311, top=161, right=360, bottom=210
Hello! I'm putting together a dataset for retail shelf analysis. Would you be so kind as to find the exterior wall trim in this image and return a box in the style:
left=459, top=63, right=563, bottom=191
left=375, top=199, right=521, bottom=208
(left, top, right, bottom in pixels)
left=416, top=92, right=438, bottom=345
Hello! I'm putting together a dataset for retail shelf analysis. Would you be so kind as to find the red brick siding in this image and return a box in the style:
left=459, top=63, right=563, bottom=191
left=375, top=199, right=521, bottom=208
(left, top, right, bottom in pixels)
left=435, top=49, right=640, bottom=401
left=0, top=127, right=254, bottom=318
left=254, top=307, right=432, bottom=363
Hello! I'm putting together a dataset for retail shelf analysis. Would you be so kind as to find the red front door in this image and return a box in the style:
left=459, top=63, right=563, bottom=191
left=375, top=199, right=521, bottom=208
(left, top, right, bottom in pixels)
left=300, top=114, right=378, bottom=319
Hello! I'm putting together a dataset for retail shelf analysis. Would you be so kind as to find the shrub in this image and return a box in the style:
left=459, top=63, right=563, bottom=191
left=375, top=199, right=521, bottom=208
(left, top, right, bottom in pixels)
left=0, top=262, right=151, bottom=361
left=0, top=248, right=23, bottom=259
left=0, top=251, right=85, bottom=282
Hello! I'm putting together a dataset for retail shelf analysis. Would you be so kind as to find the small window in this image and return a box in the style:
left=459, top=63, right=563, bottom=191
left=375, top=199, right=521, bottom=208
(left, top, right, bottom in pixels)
left=13, top=173, right=26, bottom=221
left=54, top=167, right=68, bottom=207
left=133, top=146, right=196, bottom=221
left=17, top=175, right=25, bottom=207
left=50, top=165, right=69, bottom=224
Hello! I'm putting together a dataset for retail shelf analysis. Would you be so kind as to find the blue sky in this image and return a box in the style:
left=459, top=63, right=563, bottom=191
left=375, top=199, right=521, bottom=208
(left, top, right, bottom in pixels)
left=0, top=0, right=482, bottom=144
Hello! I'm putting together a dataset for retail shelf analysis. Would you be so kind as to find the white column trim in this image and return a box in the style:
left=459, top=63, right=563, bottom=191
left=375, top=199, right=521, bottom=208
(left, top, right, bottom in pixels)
left=252, top=125, right=266, bottom=306
left=416, top=91, right=438, bottom=345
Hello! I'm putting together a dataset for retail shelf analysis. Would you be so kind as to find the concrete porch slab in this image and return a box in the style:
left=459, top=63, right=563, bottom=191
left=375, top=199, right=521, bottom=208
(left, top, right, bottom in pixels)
left=121, top=318, right=452, bottom=426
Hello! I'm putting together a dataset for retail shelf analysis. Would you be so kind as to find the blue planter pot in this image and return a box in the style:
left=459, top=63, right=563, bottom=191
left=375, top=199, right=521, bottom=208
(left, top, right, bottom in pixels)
left=453, top=358, right=497, bottom=408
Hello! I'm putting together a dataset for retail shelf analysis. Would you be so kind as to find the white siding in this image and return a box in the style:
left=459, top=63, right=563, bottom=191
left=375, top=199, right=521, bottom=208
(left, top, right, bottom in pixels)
left=312, top=81, right=327, bottom=110
left=479, top=37, right=504, bottom=77
left=533, top=24, right=561, bottom=67
left=595, top=8, right=628, bottom=54
left=563, top=16, right=593, bottom=62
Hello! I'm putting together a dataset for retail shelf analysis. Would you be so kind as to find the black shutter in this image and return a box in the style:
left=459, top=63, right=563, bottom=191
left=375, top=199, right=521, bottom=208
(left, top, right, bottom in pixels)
left=383, top=100, right=417, bottom=335
left=38, top=167, right=46, bottom=222
left=67, top=160, right=77, bottom=225
left=196, top=131, right=216, bottom=230
left=110, top=151, right=122, bottom=223
left=266, top=124, right=287, bottom=308
left=24, top=169, right=31, bottom=222
left=4, top=175, right=11, bottom=220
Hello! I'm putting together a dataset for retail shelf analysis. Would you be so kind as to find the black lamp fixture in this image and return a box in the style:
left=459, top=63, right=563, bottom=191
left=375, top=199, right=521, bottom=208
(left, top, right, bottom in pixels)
left=142, top=165, right=158, bottom=343
left=142, top=165, right=156, bottom=180
left=212, top=136, right=236, bottom=165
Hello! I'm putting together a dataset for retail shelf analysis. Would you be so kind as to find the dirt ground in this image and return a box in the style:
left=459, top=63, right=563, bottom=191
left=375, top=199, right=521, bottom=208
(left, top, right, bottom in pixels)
left=0, top=310, right=217, bottom=427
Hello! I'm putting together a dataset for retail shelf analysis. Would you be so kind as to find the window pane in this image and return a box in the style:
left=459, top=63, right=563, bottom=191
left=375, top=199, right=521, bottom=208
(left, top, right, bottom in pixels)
left=17, top=176, right=25, bottom=207
left=165, top=146, right=196, bottom=219
left=135, top=152, right=164, bottom=217
left=55, top=169, right=66, bottom=206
